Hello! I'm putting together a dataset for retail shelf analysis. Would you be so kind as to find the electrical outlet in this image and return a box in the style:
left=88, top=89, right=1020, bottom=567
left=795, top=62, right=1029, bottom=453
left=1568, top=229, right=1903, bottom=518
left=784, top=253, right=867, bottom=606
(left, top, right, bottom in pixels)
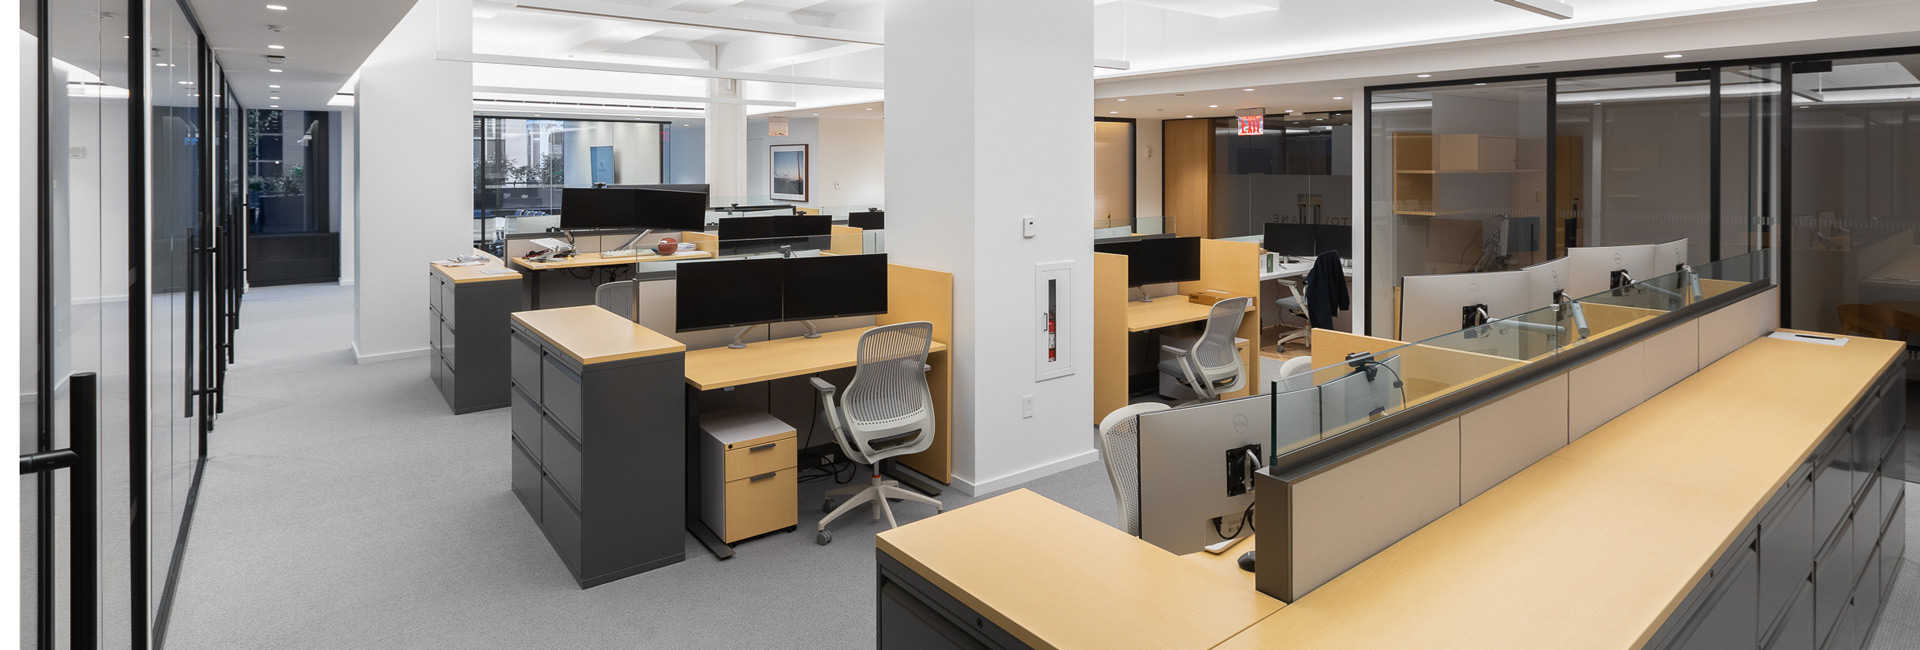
left=1022, top=395, right=1035, bottom=419
left=1022, top=217, right=1037, bottom=238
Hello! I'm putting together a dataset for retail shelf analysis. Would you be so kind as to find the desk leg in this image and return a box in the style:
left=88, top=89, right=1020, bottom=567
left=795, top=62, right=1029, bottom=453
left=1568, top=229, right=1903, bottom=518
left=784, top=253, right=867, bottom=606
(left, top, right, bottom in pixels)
left=884, top=464, right=942, bottom=498
left=685, top=385, right=735, bottom=560
left=529, top=268, right=543, bottom=309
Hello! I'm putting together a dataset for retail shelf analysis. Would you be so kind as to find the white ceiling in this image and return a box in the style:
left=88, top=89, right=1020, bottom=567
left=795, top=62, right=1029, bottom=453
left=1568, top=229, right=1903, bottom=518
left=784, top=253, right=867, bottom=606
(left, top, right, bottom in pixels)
left=187, top=0, right=414, bottom=111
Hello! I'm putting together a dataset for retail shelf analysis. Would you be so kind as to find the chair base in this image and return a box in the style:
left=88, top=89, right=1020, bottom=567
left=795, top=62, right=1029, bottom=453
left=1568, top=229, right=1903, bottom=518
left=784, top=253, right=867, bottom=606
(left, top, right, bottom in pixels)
left=818, top=472, right=943, bottom=542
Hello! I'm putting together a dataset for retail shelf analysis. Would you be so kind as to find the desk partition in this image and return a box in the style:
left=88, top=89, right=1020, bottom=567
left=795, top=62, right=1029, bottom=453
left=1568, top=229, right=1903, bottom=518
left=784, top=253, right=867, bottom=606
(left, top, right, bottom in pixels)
left=1256, top=249, right=1776, bottom=601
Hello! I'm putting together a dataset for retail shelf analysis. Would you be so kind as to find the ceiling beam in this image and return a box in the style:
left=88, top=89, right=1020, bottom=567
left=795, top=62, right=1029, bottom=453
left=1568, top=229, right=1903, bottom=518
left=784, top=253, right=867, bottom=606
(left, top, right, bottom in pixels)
left=1493, top=0, right=1574, bottom=20
left=473, top=85, right=797, bottom=107
left=440, top=51, right=885, bottom=90
left=514, top=0, right=885, bottom=46
left=1094, top=58, right=1131, bottom=71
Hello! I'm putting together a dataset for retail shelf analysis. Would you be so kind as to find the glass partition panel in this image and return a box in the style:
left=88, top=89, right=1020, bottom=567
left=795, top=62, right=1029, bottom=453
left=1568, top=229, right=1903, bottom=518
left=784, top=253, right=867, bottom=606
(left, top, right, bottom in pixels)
left=1556, top=70, right=1714, bottom=264
left=1212, top=114, right=1354, bottom=241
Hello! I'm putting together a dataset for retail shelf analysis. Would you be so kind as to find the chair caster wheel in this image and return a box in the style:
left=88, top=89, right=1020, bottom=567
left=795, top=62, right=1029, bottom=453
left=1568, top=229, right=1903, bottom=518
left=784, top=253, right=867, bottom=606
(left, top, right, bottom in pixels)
left=822, top=499, right=835, bottom=513
left=816, top=530, right=833, bottom=546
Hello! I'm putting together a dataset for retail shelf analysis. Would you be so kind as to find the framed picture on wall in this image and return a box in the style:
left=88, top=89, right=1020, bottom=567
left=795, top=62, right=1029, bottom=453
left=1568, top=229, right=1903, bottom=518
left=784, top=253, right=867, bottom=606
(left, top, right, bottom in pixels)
left=770, top=143, right=809, bottom=202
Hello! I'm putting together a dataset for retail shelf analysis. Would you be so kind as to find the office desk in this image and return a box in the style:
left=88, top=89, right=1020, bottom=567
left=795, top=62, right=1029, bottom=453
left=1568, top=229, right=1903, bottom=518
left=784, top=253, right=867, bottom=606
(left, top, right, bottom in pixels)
left=684, top=326, right=950, bottom=390
left=1123, top=297, right=1254, bottom=333
left=511, top=250, right=716, bottom=309
left=876, top=489, right=1282, bottom=650
left=1095, top=239, right=1265, bottom=424
left=1182, top=535, right=1256, bottom=588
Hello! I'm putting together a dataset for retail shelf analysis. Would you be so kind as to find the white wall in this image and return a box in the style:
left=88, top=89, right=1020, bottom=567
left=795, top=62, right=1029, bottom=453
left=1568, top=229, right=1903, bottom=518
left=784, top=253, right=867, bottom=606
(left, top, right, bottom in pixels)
left=340, top=108, right=357, bottom=285
left=665, top=119, right=705, bottom=185
left=559, top=121, right=663, bottom=188
left=888, top=0, right=1095, bottom=495
left=65, top=97, right=131, bottom=302
left=745, top=117, right=885, bottom=211
left=353, top=0, right=473, bottom=362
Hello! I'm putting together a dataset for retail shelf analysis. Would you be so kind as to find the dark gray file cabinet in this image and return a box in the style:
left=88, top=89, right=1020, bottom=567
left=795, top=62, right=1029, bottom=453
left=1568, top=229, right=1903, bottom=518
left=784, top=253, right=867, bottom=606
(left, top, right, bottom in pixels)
left=429, top=264, right=521, bottom=414
left=509, top=317, right=686, bottom=588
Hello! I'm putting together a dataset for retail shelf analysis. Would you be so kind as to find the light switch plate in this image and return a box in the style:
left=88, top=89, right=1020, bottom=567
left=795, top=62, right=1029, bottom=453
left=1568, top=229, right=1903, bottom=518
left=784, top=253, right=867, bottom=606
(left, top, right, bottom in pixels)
left=1022, top=217, right=1037, bottom=238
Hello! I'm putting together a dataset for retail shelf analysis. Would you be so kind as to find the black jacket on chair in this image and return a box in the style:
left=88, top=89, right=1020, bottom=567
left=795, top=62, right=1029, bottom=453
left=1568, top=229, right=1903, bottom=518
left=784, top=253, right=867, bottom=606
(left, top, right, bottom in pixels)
left=1305, top=251, right=1349, bottom=329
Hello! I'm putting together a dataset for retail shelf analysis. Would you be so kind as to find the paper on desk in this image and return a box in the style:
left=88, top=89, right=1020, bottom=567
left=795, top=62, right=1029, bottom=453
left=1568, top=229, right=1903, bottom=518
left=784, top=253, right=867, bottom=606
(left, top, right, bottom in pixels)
left=434, top=260, right=485, bottom=267
left=1768, top=331, right=1848, bottom=346
left=480, top=269, right=517, bottom=276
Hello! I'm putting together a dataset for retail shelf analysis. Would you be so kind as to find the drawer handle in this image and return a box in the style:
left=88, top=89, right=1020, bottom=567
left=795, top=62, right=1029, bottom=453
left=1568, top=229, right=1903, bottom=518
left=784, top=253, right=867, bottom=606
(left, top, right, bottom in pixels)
left=748, top=443, right=778, bottom=452
left=749, top=471, right=777, bottom=482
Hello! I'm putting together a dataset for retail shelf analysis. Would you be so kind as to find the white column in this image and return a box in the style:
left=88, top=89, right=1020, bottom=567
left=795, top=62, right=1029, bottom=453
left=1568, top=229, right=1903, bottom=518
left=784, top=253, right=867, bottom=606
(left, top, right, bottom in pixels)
left=352, top=0, right=472, bottom=362
left=886, top=0, right=1096, bottom=494
left=705, top=79, right=748, bottom=201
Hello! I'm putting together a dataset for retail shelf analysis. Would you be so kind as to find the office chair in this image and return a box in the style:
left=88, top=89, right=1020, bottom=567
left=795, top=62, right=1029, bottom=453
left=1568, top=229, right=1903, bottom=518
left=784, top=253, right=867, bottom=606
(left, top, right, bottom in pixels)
left=1277, top=356, right=1314, bottom=392
left=1096, top=402, right=1171, bottom=536
left=1158, top=297, right=1251, bottom=401
left=1274, top=279, right=1311, bottom=349
left=808, top=321, right=943, bottom=545
left=593, top=280, right=636, bottom=322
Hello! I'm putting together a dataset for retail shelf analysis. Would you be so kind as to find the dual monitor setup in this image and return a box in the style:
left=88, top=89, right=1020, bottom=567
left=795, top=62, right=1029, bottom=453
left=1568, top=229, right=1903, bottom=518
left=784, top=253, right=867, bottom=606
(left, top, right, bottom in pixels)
left=1399, top=239, right=1695, bottom=343
left=1094, top=236, right=1202, bottom=302
left=1263, top=222, right=1352, bottom=260
left=676, top=254, right=890, bottom=348
left=1126, top=353, right=1404, bottom=558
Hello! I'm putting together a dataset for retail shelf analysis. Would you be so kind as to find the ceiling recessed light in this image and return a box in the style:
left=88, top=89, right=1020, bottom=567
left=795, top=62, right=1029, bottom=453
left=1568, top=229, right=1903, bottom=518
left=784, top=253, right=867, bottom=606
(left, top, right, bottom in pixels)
left=1663, top=53, right=1683, bottom=59
left=1243, top=88, right=1255, bottom=92
left=811, top=113, right=819, bottom=116
left=1332, top=96, right=1344, bottom=100
left=270, top=96, right=280, bottom=100
left=269, top=68, right=282, bottom=73
left=1185, top=115, right=1193, bottom=118
left=865, top=107, right=873, bottom=110
left=269, top=105, right=279, bottom=108
left=1416, top=74, right=1432, bottom=78
left=178, top=80, right=192, bottom=85
left=156, top=63, right=170, bottom=67
left=1475, top=82, right=1487, bottom=86
left=266, top=4, right=288, bottom=9
left=267, top=44, right=285, bottom=50
left=1116, top=98, right=1127, bottom=102
left=1208, top=104, right=1219, bottom=108
left=1109, top=111, right=1118, bottom=114
left=269, top=84, right=281, bottom=89
left=1283, top=109, right=1292, bottom=113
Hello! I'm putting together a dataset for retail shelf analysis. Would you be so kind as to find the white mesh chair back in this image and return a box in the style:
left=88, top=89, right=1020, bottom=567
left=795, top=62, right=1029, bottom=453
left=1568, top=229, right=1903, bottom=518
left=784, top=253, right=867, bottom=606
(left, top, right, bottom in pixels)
left=593, top=280, right=636, bottom=322
left=839, top=321, right=937, bottom=464
left=1096, top=403, right=1171, bottom=536
left=1193, top=297, right=1249, bottom=370
left=1278, top=356, right=1315, bottom=392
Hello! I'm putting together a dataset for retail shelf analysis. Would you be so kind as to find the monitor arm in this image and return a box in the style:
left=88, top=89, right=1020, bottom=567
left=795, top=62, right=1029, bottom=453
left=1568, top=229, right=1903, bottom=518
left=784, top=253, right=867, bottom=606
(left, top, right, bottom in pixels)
left=800, top=320, right=822, bottom=339
left=1554, top=289, right=1592, bottom=339
left=615, top=229, right=653, bottom=252
left=1132, top=287, right=1154, bottom=303
left=728, top=324, right=759, bottom=350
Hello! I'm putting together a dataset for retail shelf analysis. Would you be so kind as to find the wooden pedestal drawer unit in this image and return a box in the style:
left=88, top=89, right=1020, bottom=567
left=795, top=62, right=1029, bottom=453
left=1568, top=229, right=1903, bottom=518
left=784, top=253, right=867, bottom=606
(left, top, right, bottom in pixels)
left=699, top=410, right=799, bottom=544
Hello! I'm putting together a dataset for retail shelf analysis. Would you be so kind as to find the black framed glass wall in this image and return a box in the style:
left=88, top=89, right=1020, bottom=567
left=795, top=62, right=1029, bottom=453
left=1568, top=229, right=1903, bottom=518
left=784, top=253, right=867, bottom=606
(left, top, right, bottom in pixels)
left=1212, top=113, right=1354, bottom=240
left=1365, top=58, right=1804, bottom=337
left=472, top=116, right=669, bottom=219
left=1094, top=117, right=1135, bottom=233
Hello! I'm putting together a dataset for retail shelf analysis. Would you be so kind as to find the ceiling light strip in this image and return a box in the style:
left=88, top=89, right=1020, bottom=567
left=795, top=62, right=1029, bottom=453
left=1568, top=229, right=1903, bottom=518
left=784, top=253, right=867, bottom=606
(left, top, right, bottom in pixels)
left=441, top=51, right=884, bottom=90
left=513, top=0, right=883, bottom=46
left=472, top=85, right=796, bottom=107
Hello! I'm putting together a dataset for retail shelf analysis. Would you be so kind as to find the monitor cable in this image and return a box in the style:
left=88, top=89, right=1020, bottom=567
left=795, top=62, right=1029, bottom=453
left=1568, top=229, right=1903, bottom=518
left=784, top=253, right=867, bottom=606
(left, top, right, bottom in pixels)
left=1346, top=353, right=1409, bottom=416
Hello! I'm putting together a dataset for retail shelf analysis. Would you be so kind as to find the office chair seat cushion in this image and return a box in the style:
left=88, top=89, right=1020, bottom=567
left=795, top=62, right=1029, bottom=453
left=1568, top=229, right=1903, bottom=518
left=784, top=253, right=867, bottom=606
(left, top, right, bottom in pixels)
left=1156, top=358, right=1236, bottom=388
left=1275, top=296, right=1303, bottom=310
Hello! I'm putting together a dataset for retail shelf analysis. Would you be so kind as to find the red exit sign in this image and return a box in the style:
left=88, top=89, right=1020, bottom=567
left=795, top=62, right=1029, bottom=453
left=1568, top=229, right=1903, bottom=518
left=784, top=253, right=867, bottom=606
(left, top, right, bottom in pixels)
left=1237, top=114, right=1264, bottom=136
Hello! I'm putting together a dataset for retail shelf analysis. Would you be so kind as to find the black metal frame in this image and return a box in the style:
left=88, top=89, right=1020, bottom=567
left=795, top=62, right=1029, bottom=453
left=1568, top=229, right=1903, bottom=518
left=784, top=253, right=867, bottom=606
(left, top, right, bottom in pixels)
left=1359, top=44, right=1920, bottom=335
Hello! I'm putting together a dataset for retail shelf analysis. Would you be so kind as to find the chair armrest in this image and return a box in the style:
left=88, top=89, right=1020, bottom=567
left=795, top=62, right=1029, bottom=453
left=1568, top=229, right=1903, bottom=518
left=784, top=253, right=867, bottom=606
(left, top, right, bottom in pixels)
left=809, top=377, right=836, bottom=394
left=1160, top=345, right=1190, bottom=357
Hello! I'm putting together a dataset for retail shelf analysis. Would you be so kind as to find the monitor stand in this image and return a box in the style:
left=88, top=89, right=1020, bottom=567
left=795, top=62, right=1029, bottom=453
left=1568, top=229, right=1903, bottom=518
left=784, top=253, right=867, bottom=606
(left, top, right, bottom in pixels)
left=800, top=320, right=823, bottom=339
left=728, top=324, right=760, bottom=350
left=1132, top=287, right=1154, bottom=303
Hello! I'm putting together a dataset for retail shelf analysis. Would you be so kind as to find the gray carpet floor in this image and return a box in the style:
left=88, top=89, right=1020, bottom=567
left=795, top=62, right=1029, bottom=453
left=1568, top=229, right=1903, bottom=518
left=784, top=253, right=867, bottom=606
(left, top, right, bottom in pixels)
left=159, top=283, right=1919, bottom=649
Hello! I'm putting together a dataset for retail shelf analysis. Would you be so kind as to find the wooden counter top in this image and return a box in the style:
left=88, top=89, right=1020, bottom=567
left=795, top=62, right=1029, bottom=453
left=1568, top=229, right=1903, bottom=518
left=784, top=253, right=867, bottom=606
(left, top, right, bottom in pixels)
left=1181, top=535, right=1256, bottom=589
left=1126, top=297, right=1254, bottom=333
left=510, top=306, right=686, bottom=365
left=1216, top=456, right=1754, bottom=650
left=1551, top=332, right=1903, bottom=505
left=432, top=250, right=520, bottom=283
left=682, top=326, right=948, bottom=391
left=511, top=249, right=714, bottom=271
left=877, top=489, right=1282, bottom=650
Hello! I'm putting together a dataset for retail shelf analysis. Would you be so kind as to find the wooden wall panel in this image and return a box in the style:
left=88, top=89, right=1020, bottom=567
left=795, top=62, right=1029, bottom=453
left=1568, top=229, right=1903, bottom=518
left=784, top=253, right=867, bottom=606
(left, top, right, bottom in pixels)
left=1094, top=253, right=1131, bottom=424
left=1163, top=119, right=1214, bottom=238
left=830, top=225, right=865, bottom=255
left=881, top=264, right=955, bottom=483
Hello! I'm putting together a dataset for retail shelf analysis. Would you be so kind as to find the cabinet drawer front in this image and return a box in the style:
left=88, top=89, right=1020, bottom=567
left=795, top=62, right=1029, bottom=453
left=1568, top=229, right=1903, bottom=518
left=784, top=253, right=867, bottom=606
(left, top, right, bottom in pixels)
left=440, top=320, right=457, bottom=370
left=541, top=475, right=583, bottom=573
left=543, top=415, right=584, bottom=509
left=541, top=355, right=585, bottom=437
left=1760, top=485, right=1814, bottom=633
left=430, top=274, right=444, bottom=312
left=1812, top=432, right=1852, bottom=544
left=437, top=360, right=458, bottom=408
left=719, top=468, right=797, bottom=543
left=511, top=386, right=541, bottom=462
left=1813, top=523, right=1852, bottom=646
left=1882, top=496, right=1905, bottom=593
left=723, top=437, right=797, bottom=482
left=1851, top=479, right=1880, bottom=578
left=440, top=281, right=457, bottom=319
left=510, top=330, right=542, bottom=401
left=1881, top=454, right=1904, bottom=525
left=512, top=438, right=541, bottom=521
left=1764, top=583, right=1813, bottom=650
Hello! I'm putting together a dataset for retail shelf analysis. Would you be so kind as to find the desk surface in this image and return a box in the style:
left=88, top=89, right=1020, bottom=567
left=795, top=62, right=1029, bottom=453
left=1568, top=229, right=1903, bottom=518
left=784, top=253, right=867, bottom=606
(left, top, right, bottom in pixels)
left=433, top=250, right=520, bottom=283
left=511, top=249, right=714, bottom=271
left=682, top=326, right=948, bottom=390
left=1126, top=297, right=1255, bottom=333
left=511, top=306, right=686, bottom=365
left=1180, top=535, right=1256, bottom=588
left=1218, top=332, right=1901, bottom=650
left=877, top=489, right=1283, bottom=650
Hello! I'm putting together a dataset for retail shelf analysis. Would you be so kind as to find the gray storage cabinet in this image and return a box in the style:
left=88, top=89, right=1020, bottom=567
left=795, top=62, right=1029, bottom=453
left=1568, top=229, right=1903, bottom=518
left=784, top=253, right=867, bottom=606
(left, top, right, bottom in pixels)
left=429, top=265, right=522, bottom=414
left=509, top=321, right=686, bottom=588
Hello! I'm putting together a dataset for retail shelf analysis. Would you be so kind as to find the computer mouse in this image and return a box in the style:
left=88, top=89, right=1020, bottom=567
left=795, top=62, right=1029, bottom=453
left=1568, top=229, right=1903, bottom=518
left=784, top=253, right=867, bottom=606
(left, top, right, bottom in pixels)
left=1237, top=551, right=1256, bottom=573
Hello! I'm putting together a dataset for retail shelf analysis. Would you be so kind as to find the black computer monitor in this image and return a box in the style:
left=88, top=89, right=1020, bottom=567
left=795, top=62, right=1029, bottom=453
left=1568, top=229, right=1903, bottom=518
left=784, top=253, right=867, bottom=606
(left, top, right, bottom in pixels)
left=848, top=210, right=885, bottom=231
left=561, top=187, right=707, bottom=230
left=1313, top=224, right=1352, bottom=258
left=1264, top=223, right=1316, bottom=258
left=675, top=258, right=785, bottom=332
left=717, top=215, right=833, bottom=241
left=783, top=254, right=889, bottom=321
left=1129, top=236, right=1202, bottom=287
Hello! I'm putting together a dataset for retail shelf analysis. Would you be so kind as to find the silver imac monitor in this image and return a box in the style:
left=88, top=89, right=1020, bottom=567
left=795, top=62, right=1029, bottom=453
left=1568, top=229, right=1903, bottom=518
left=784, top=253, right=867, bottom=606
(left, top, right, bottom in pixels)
left=1318, top=355, right=1404, bottom=434
left=1137, top=394, right=1271, bottom=555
